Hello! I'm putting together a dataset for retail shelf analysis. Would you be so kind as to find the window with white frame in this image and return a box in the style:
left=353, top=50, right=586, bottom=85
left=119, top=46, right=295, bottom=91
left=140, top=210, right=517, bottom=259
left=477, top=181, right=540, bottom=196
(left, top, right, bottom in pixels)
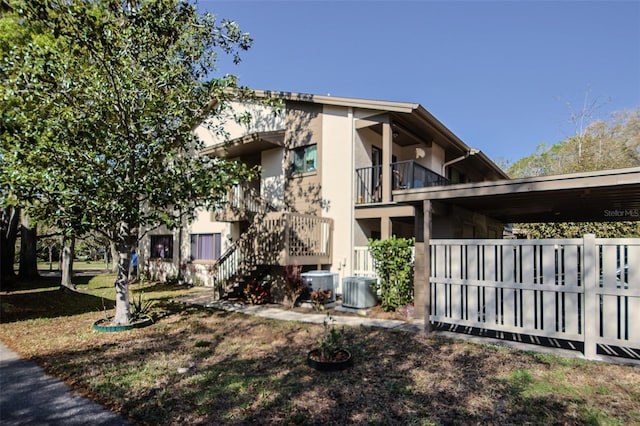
left=292, top=144, right=317, bottom=173
left=190, top=233, right=221, bottom=261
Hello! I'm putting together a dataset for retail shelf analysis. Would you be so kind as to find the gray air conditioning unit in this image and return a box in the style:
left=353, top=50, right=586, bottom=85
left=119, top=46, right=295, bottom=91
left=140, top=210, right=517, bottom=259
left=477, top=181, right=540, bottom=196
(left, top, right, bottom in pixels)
left=301, top=271, right=337, bottom=303
left=342, top=276, right=377, bottom=309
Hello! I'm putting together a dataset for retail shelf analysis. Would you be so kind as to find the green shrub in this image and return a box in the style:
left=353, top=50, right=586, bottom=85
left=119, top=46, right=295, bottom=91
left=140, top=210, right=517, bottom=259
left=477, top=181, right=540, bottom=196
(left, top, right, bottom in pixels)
left=130, top=291, right=153, bottom=321
left=368, top=236, right=414, bottom=311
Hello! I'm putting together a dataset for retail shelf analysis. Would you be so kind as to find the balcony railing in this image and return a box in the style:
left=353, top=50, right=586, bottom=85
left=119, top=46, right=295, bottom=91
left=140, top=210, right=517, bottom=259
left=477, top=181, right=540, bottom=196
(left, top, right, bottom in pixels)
left=355, top=160, right=449, bottom=205
left=212, top=184, right=274, bottom=222
left=213, top=212, right=333, bottom=295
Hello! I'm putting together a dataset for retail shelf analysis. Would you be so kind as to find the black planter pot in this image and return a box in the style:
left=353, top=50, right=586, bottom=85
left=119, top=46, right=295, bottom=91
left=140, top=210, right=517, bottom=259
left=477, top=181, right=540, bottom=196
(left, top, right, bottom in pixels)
left=93, top=316, right=153, bottom=333
left=307, top=349, right=353, bottom=371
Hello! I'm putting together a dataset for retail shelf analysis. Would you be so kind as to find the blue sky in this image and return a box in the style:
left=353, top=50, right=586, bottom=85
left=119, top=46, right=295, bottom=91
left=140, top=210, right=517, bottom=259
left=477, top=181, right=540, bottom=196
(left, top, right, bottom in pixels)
left=198, top=0, right=640, bottom=164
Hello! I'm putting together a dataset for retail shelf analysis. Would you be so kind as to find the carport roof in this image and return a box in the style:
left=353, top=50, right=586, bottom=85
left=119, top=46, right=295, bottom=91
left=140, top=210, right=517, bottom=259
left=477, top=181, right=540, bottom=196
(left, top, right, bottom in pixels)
left=394, top=167, right=640, bottom=223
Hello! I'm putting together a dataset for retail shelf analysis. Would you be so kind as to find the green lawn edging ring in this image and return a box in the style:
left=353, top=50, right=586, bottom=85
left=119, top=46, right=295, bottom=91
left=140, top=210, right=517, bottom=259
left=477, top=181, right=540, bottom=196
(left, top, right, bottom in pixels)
left=93, top=316, right=153, bottom=333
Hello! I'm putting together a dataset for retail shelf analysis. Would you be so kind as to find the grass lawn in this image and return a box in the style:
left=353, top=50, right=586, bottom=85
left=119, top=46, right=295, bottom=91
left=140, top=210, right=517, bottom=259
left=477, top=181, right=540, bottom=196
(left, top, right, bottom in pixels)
left=35, top=260, right=111, bottom=271
left=1, top=274, right=639, bottom=425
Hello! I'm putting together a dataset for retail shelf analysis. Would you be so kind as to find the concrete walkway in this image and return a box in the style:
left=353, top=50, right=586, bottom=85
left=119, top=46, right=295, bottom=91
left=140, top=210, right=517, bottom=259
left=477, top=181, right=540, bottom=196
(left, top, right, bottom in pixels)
left=175, top=290, right=426, bottom=333
left=0, top=340, right=129, bottom=426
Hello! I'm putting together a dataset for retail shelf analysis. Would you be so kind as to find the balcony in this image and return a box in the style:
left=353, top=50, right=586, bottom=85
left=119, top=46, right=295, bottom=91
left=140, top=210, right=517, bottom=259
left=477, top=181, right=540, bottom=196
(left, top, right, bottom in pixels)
left=355, top=160, right=449, bottom=205
left=211, top=184, right=273, bottom=222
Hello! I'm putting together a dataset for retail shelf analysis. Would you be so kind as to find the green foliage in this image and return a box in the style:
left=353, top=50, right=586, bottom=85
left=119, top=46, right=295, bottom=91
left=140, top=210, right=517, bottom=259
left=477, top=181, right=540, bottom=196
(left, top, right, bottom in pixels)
left=508, top=109, right=640, bottom=238
left=508, top=109, right=640, bottom=179
left=318, top=314, right=345, bottom=360
left=130, top=291, right=153, bottom=322
left=0, top=0, right=258, bottom=323
left=368, top=236, right=415, bottom=311
left=519, top=222, right=640, bottom=239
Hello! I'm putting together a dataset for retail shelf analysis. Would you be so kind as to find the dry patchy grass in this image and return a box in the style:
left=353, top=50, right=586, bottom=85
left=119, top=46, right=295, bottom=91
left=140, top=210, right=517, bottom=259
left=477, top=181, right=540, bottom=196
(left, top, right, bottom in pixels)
left=1, top=275, right=639, bottom=425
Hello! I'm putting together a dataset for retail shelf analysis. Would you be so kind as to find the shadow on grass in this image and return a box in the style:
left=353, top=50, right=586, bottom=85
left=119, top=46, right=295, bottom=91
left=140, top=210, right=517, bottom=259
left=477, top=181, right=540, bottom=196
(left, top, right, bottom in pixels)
left=23, top=308, right=619, bottom=426
left=0, top=276, right=115, bottom=323
left=1, top=274, right=630, bottom=424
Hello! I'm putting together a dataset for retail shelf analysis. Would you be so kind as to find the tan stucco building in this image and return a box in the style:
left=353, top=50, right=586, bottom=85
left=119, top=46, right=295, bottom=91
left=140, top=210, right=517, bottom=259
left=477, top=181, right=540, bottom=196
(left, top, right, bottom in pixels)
left=140, top=90, right=511, bottom=296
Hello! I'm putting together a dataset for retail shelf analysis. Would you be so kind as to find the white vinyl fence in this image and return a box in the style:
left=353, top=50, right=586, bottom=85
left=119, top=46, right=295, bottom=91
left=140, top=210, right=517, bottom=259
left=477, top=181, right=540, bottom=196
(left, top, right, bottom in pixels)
left=355, top=236, right=640, bottom=361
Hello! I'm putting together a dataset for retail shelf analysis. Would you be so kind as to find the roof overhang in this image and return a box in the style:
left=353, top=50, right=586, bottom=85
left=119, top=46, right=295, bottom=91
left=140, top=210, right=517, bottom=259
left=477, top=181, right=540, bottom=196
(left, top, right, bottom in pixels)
left=394, top=167, right=640, bottom=223
left=199, top=130, right=285, bottom=158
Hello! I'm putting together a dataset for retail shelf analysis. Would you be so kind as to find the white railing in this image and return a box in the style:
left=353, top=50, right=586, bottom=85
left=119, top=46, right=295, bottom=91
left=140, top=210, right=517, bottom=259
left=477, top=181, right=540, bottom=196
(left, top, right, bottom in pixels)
left=428, top=236, right=640, bottom=361
left=353, top=246, right=378, bottom=277
left=353, top=245, right=415, bottom=278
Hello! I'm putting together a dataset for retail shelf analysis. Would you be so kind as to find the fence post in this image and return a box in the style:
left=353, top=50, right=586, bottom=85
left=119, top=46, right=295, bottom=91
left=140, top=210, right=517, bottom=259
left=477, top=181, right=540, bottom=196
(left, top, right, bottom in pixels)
left=423, top=200, right=432, bottom=333
left=583, top=234, right=598, bottom=360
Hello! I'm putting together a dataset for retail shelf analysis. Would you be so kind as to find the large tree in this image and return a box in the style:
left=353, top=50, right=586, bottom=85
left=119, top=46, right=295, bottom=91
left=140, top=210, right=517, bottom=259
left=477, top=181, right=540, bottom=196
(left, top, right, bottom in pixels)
left=509, top=109, right=640, bottom=238
left=1, top=0, right=256, bottom=324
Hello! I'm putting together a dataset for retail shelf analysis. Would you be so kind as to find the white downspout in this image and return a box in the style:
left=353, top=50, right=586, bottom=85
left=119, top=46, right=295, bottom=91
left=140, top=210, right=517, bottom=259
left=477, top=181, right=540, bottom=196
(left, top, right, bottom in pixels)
left=348, top=107, right=355, bottom=279
left=442, top=148, right=480, bottom=176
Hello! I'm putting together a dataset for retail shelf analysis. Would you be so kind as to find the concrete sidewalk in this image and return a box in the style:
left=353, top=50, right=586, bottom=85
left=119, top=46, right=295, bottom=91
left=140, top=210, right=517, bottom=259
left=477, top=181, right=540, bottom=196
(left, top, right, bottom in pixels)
left=0, top=340, right=129, bottom=426
left=175, top=290, right=425, bottom=333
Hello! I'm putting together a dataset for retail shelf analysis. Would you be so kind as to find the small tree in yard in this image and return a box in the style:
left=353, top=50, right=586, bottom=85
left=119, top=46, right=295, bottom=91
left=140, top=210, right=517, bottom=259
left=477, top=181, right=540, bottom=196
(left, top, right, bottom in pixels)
left=1, top=0, right=257, bottom=324
left=369, top=236, right=415, bottom=311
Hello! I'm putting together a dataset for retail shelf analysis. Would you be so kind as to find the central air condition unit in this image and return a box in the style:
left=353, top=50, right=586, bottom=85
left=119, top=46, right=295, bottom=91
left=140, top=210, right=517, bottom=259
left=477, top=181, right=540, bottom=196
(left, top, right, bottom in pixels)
left=300, top=270, right=337, bottom=303
left=342, top=277, right=377, bottom=309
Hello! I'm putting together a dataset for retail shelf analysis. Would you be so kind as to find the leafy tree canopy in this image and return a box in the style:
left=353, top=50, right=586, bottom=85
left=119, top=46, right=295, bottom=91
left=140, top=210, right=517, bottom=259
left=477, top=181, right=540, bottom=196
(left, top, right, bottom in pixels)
left=508, top=109, right=640, bottom=238
left=508, top=109, right=640, bottom=178
left=1, top=0, right=258, bottom=323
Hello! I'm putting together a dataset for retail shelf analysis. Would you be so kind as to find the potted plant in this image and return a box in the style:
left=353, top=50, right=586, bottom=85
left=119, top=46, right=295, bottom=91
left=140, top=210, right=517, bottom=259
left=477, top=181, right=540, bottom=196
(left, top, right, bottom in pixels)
left=307, top=314, right=352, bottom=371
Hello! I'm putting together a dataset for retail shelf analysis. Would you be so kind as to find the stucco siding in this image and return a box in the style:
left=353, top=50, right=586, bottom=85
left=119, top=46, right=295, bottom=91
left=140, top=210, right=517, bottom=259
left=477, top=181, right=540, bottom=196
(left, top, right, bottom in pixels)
left=261, top=147, right=285, bottom=210
left=195, top=101, right=285, bottom=147
left=284, top=102, right=323, bottom=214
left=321, top=104, right=354, bottom=284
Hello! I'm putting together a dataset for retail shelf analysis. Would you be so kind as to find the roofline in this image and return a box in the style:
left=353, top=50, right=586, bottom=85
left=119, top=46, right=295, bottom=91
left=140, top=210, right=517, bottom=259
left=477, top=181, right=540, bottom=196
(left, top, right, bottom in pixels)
left=226, top=89, right=509, bottom=179
left=252, top=89, right=419, bottom=113
left=394, top=166, right=640, bottom=202
left=412, top=105, right=510, bottom=180
left=252, top=90, right=509, bottom=179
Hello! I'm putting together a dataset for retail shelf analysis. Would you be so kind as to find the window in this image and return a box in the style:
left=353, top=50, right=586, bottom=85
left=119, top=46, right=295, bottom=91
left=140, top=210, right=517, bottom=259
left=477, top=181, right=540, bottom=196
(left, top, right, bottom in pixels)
left=150, top=235, right=173, bottom=260
left=190, top=233, right=222, bottom=261
left=292, top=144, right=317, bottom=173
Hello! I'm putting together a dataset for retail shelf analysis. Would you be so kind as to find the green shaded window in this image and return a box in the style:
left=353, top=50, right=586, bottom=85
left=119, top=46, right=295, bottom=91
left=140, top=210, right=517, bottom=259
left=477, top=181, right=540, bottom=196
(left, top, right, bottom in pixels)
left=292, top=144, right=317, bottom=173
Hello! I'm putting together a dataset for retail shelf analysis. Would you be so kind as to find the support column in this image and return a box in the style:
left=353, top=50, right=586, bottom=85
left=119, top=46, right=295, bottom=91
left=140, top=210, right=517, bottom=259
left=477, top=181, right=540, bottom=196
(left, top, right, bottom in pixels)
left=381, top=121, right=392, bottom=203
left=381, top=216, right=392, bottom=239
left=413, top=200, right=432, bottom=333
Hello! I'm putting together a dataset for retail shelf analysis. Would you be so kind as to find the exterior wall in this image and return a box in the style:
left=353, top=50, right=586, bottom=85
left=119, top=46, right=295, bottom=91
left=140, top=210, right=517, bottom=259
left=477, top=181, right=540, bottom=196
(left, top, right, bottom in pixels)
left=354, top=127, right=377, bottom=169
left=284, top=102, right=323, bottom=215
left=194, top=101, right=285, bottom=147
left=321, top=104, right=354, bottom=287
left=354, top=218, right=377, bottom=246
left=139, top=224, right=180, bottom=281
left=141, top=210, right=232, bottom=285
left=189, top=209, right=232, bottom=251
left=261, top=147, right=285, bottom=209
left=428, top=143, right=446, bottom=175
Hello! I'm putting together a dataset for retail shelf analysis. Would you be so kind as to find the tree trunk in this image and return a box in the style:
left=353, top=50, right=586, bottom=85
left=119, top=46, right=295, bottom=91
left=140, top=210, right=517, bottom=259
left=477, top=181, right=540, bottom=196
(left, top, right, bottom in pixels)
left=18, top=212, right=39, bottom=280
left=1, top=207, right=20, bottom=288
left=60, top=237, right=75, bottom=289
left=110, top=241, right=119, bottom=273
left=113, top=241, right=132, bottom=325
left=48, top=246, right=53, bottom=271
